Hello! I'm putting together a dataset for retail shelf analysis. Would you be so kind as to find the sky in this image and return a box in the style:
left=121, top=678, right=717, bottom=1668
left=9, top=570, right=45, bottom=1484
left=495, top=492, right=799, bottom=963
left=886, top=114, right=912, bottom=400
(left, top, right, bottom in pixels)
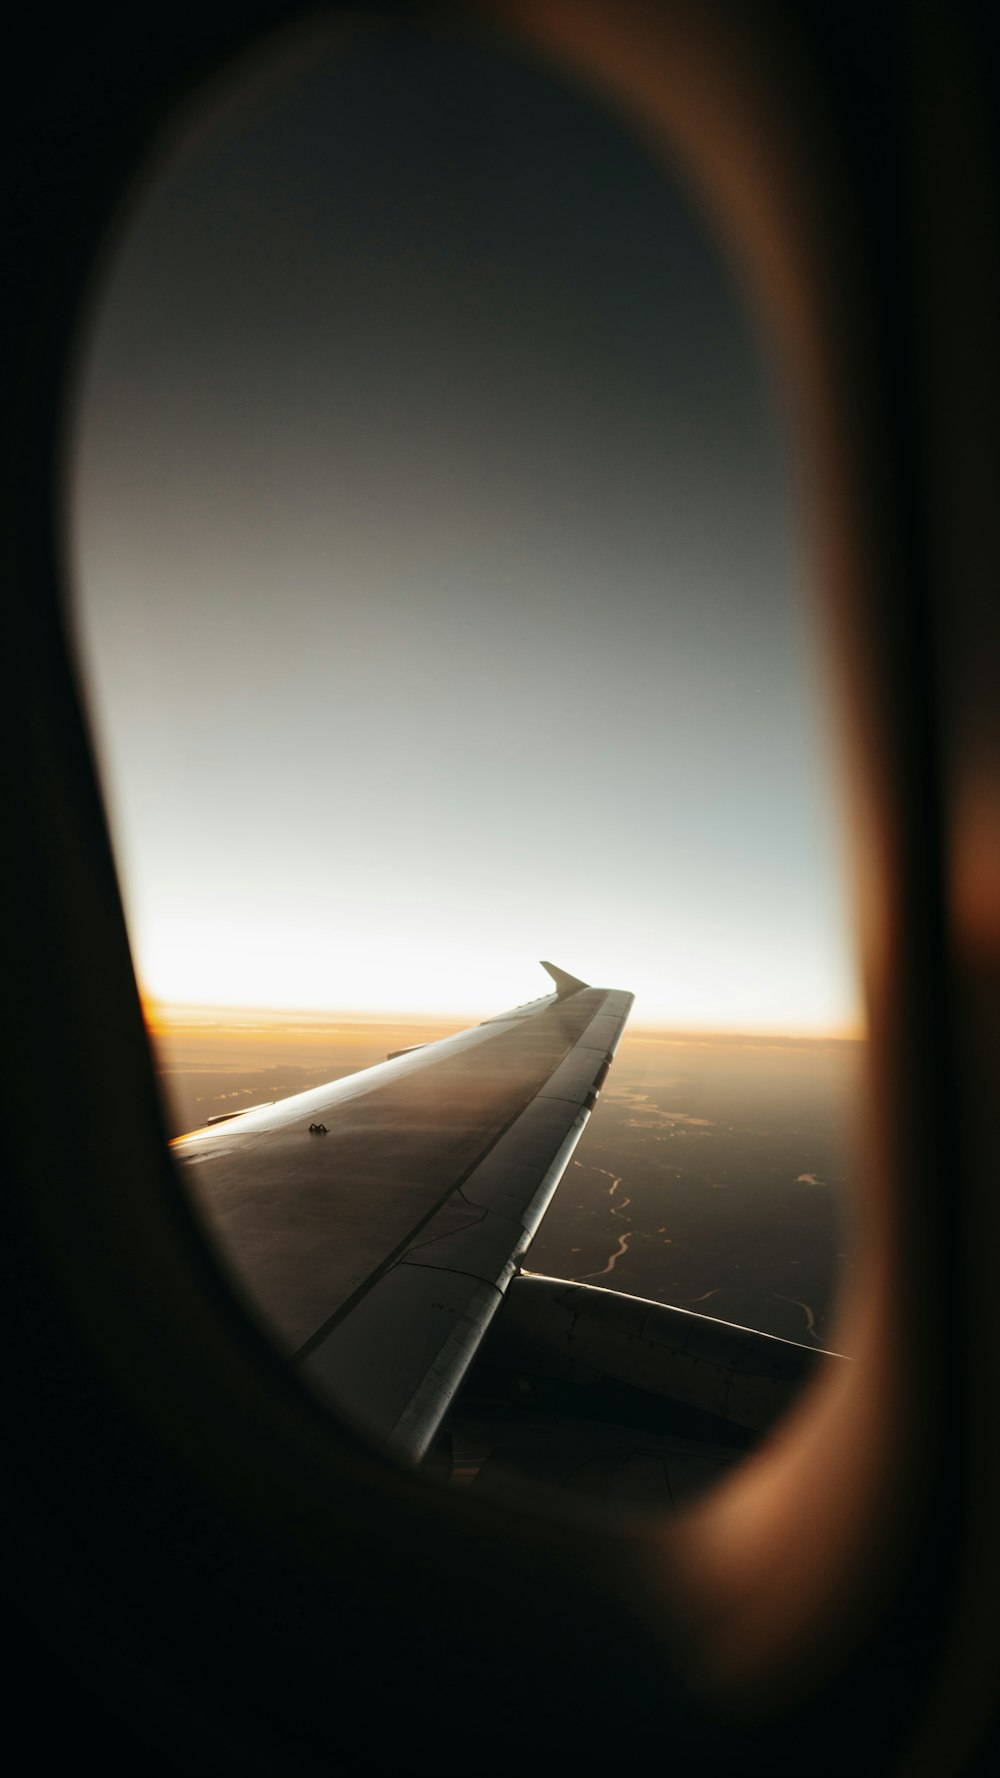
left=68, top=21, right=861, bottom=1034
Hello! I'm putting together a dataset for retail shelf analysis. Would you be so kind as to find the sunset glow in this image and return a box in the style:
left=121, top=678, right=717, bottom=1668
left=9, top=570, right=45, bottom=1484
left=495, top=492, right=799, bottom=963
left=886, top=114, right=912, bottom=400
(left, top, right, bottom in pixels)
left=70, top=26, right=862, bottom=1040
left=133, top=904, right=859, bottom=1035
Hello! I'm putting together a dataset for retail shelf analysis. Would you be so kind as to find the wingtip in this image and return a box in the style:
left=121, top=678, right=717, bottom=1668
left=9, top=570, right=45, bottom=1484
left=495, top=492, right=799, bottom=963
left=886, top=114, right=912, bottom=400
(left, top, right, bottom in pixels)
left=540, top=960, right=590, bottom=997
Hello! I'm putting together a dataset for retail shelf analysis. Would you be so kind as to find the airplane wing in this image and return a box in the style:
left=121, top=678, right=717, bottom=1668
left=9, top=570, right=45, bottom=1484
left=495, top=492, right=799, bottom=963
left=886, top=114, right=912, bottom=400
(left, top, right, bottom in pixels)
left=175, top=962, right=633, bottom=1461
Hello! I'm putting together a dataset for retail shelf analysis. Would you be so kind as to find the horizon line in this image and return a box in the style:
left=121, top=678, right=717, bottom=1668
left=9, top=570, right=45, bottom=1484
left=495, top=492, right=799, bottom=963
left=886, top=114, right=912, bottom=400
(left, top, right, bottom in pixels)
left=142, top=994, right=865, bottom=1045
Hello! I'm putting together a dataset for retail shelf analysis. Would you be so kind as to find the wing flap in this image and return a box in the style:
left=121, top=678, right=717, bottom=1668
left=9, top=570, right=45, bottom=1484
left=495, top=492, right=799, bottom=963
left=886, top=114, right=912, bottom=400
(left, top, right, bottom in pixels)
left=297, top=1070, right=612, bottom=1459
left=302, top=1266, right=504, bottom=1459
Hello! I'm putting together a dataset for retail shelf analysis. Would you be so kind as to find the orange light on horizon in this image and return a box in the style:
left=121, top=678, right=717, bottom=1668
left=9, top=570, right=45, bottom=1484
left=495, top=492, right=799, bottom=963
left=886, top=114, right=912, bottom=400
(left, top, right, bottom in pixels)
left=141, top=989, right=864, bottom=1048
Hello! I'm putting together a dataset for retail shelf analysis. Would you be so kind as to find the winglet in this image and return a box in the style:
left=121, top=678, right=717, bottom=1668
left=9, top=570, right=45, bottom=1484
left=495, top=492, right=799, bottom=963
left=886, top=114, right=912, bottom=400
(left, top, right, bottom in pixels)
left=540, top=960, right=589, bottom=997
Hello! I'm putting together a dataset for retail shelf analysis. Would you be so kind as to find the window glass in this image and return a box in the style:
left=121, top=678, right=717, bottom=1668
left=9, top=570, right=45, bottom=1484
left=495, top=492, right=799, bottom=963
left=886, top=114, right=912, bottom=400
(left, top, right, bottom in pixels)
left=69, top=24, right=862, bottom=1504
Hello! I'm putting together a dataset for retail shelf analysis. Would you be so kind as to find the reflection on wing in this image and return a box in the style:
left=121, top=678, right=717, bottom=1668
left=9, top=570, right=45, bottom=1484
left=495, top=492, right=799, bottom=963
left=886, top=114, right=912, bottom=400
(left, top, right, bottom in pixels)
left=176, top=964, right=632, bottom=1459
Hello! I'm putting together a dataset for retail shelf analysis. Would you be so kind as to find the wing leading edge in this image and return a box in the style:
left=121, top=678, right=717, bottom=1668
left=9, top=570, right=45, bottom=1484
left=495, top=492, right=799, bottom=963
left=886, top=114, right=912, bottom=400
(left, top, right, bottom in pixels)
left=176, top=964, right=633, bottom=1460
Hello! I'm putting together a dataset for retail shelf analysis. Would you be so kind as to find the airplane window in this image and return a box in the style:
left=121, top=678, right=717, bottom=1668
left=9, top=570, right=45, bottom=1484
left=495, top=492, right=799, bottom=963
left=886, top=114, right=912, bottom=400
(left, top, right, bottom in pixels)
left=67, top=20, right=863, bottom=1510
